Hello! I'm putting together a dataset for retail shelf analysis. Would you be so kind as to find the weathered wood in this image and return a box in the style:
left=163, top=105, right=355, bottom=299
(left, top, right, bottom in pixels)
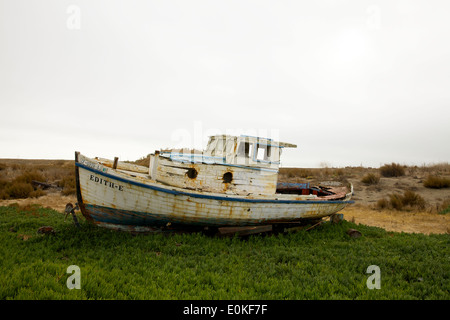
left=305, top=220, right=324, bottom=231
left=75, top=132, right=354, bottom=232
left=113, top=157, right=119, bottom=169
left=152, top=155, right=278, bottom=195
left=76, top=153, right=353, bottom=229
left=218, top=225, right=272, bottom=237
left=95, top=157, right=148, bottom=173
left=31, top=180, right=61, bottom=190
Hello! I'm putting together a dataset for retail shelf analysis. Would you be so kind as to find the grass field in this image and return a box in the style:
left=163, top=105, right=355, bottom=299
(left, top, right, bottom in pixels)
left=0, top=204, right=448, bottom=300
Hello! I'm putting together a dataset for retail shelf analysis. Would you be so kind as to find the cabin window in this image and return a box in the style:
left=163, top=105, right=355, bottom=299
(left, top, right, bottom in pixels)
left=266, top=145, right=271, bottom=159
left=223, top=172, right=233, bottom=183
left=186, top=168, right=198, bottom=179
left=237, top=142, right=253, bottom=158
left=255, top=144, right=273, bottom=161
left=256, top=144, right=266, bottom=161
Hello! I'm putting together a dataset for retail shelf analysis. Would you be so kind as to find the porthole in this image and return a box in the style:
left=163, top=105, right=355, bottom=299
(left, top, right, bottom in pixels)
left=223, top=172, right=233, bottom=183
left=186, top=168, right=198, bottom=179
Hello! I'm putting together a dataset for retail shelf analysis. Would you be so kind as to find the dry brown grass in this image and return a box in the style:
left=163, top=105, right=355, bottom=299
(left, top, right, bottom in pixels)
left=380, top=163, right=406, bottom=177
left=375, top=190, right=426, bottom=211
left=423, top=175, right=450, bottom=189
left=361, top=173, right=380, bottom=185
left=0, top=160, right=75, bottom=199
left=127, top=154, right=151, bottom=167
left=342, top=204, right=450, bottom=235
left=279, top=168, right=316, bottom=179
left=420, top=162, right=450, bottom=174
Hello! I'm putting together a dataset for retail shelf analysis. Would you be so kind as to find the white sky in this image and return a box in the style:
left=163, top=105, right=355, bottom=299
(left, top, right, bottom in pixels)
left=1, top=0, right=449, bottom=167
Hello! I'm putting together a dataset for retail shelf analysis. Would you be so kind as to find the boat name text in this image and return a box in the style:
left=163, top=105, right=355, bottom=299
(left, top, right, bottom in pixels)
left=80, top=159, right=107, bottom=173
left=90, top=174, right=124, bottom=191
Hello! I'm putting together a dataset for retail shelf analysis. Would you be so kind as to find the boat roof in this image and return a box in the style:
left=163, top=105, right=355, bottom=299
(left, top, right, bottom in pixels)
left=208, top=134, right=297, bottom=148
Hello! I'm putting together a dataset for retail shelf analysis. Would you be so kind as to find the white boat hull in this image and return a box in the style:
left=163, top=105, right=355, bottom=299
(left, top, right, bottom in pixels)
left=75, top=153, right=354, bottom=231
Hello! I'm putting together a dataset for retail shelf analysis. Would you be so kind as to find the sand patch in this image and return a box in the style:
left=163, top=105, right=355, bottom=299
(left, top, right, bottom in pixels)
left=341, top=204, right=450, bottom=235
left=0, top=192, right=77, bottom=213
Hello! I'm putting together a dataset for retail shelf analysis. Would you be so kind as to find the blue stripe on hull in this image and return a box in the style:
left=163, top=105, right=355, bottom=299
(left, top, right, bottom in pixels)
left=85, top=204, right=271, bottom=227
left=76, top=162, right=354, bottom=205
left=85, top=204, right=170, bottom=226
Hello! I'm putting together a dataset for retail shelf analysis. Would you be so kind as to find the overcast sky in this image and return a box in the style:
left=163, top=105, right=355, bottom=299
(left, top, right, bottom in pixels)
left=1, top=0, right=449, bottom=167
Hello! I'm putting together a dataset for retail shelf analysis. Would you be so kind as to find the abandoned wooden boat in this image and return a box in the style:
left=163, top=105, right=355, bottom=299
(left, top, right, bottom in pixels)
left=74, top=135, right=354, bottom=232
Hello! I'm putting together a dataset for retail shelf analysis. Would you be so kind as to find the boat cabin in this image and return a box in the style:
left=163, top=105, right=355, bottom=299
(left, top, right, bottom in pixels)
left=148, top=135, right=297, bottom=195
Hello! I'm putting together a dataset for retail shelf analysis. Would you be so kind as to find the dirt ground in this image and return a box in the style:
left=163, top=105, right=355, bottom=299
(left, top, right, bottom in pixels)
left=0, top=191, right=77, bottom=213
left=280, top=166, right=450, bottom=235
left=341, top=205, right=449, bottom=235
left=1, top=160, right=449, bottom=235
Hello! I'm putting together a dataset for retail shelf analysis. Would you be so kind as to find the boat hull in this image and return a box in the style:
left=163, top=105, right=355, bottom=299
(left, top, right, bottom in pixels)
left=75, top=153, right=354, bottom=231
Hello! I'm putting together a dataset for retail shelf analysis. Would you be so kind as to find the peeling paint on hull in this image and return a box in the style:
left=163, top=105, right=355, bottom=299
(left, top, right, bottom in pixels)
left=75, top=153, right=354, bottom=230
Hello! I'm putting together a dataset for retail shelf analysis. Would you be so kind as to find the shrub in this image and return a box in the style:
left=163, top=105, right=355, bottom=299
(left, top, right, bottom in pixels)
left=376, top=190, right=426, bottom=211
left=0, top=171, right=48, bottom=200
left=423, top=175, right=450, bottom=189
left=130, top=154, right=151, bottom=167
left=376, top=198, right=389, bottom=209
left=361, top=173, right=380, bottom=185
left=279, top=168, right=315, bottom=179
left=15, top=170, right=45, bottom=184
left=380, top=163, right=405, bottom=177
left=388, top=193, right=404, bottom=210
left=437, top=199, right=450, bottom=215
left=4, top=182, right=34, bottom=199
left=401, top=190, right=426, bottom=210
left=29, top=189, right=46, bottom=198
left=57, top=175, right=76, bottom=196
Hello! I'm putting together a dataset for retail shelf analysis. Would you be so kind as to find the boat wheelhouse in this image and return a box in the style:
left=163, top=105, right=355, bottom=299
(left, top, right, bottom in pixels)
left=149, top=135, right=296, bottom=195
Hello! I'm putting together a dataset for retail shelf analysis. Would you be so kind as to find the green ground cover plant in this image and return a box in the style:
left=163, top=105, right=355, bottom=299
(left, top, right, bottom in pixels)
left=0, top=205, right=448, bottom=300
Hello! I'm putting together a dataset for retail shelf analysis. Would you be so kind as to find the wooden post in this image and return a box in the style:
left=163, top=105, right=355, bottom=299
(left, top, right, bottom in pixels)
left=113, top=157, right=119, bottom=169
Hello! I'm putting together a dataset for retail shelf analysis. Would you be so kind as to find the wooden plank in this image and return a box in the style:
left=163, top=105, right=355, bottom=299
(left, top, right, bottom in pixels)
left=31, top=180, right=61, bottom=190
left=95, top=157, right=149, bottom=173
left=218, top=225, right=272, bottom=237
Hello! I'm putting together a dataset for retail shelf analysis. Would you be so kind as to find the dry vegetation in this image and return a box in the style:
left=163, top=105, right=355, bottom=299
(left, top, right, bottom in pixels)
left=1, top=159, right=449, bottom=234
left=379, top=162, right=405, bottom=177
left=0, top=159, right=76, bottom=201
left=279, top=162, right=450, bottom=211
left=279, top=162, right=450, bottom=234
left=361, top=173, right=380, bottom=185
left=423, top=175, right=450, bottom=189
